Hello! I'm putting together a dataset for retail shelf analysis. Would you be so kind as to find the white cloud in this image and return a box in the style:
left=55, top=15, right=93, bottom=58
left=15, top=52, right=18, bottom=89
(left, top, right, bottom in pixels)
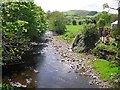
left=34, top=0, right=118, bottom=14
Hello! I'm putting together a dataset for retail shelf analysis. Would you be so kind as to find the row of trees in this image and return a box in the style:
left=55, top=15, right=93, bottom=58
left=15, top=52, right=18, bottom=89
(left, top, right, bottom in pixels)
left=2, top=1, right=46, bottom=64
left=65, top=11, right=117, bottom=27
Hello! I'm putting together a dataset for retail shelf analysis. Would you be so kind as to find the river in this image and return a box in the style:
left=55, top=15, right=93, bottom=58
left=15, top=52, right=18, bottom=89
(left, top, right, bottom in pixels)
left=2, top=31, right=99, bottom=88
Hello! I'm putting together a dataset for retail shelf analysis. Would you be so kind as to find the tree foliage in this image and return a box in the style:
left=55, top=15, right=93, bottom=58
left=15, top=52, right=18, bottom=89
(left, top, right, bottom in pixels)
left=103, top=3, right=109, bottom=9
left=103, top=1, right=120, bottom=58
left=72, top=24, right=99, bottom=52
left=97, top=18, right=106, bottom=28
left=47, top=11, right=66, bottom=34
left=72, top=20, right=77, bottom=25
left=96, top=11, right=112, bottom=26
left=2, top=2, right=46, bottom=64
left=103, top=1, right=120, bottom=27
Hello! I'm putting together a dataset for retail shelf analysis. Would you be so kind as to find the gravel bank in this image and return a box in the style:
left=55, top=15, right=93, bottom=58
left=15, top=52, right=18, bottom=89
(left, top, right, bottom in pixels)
left=48, top=36, right=110, bottom=88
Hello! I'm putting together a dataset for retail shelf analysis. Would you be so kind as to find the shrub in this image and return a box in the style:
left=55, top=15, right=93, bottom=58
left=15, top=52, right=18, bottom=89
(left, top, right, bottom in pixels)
left=78, top=21, right=82, bottom=25
left=72, top=23, right=99, bottom=52
left=92, top=41, right=118, bottom=60
left=72, top=20, right=77, bottom=25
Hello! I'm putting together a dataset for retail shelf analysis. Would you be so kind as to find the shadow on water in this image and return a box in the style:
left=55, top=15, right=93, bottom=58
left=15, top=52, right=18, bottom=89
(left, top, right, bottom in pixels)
left=2, top=31, right=99, bottom=88
left=2, top=34, right=48, bottom=88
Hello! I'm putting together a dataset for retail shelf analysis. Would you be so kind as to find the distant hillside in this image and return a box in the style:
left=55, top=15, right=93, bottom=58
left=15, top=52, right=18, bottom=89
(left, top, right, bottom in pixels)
left=64, top=10, right=97, bottom=16
left=88, top=11, right=98, bottom=16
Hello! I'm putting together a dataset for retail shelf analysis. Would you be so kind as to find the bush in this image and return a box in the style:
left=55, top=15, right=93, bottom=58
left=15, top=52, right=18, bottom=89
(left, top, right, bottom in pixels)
left=78, top=21, right=82, bottom=25
left=72, top=20, right=77, bottom=25
left=72, top=23, right=99, bottom=52
left=92, top=41, right=118, bottom=60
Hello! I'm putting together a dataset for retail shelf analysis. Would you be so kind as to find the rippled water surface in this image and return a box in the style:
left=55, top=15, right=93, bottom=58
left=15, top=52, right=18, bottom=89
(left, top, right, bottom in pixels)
left=3, top=31, right=99, bottom=88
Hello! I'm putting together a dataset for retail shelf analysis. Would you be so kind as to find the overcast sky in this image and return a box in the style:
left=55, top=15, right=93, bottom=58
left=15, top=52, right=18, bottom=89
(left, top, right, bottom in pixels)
left=34, top=0, right=118, bottom=14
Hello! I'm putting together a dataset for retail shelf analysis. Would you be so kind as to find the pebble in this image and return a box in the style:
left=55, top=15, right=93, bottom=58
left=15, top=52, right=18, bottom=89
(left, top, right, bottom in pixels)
left=67, top=59, right=69, bottom=61
left=72, top=59, right=75, bottom=62
left=35, top=81, right=37, bottom=83
left=61, top=59, right=65, bottom=62
left=68, top=71, right=71, bottom=73
left=89, top=80, right=93, bottom=85
left=76, top=65, right=79, bottom=69
left=26, top=78, right=32, bottom=84
left=10, top=82, right=27, bottom=88
left=93, top=75, right=97, bottom=79
left=75, top=70, right=78, bottom=73
left=50, top=36, right=107, bottom=88
left=71, top=65, right=75, bottom=69
left=114, top=79, right=119, bottom=83
left=68, top=49, right=72, bottom=52
left=34, top=69, right=39, bottom=73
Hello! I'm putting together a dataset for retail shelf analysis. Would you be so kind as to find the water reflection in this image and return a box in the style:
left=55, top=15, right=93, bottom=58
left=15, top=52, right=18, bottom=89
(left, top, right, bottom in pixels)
left=2, top=41, right=46, bottom=88
left=2, top=31, right=99, bottom=88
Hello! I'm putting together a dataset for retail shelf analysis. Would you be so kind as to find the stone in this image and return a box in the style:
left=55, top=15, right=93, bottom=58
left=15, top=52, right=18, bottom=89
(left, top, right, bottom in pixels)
left=72, top=59, right=75, bottom=62
left=75, top=70, right=78, bottom=73
left=68, top=71, right=71, bottom=73
left=93, top=75, right=97, bottom=79
left=68, top=49, right=72, bottom=52
left=89, top=80, right=93, bottom=85
left=34, top=69, right=39, bottom=73
left=61, top=59, right=65, bottom=62
left=71, top=65, right=75, bottom=69
left=76, top=65, right=79, bottom=69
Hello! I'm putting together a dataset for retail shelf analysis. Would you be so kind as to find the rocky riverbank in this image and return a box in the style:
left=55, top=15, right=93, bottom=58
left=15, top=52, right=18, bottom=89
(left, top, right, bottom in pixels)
left=48, top=36, right=110, bottom=88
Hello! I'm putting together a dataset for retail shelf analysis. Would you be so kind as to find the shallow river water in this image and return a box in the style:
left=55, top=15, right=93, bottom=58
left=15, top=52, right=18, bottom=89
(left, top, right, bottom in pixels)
left=3, top=31, right=99, bottom=88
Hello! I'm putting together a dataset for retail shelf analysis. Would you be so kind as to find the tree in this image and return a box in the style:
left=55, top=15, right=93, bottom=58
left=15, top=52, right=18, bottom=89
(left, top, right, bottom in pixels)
left=103, top=1, right=120, bottom=58
left=72, top=20, right=77, bottom=25
left=98, top=18, right=106, bottom=29
left=47, top=11, right=66, bottom=34
left=78, top=21, right=82, bottom=25
left=2, top=2, right=46, bottom=63
left=103, top=1, right=120, bottom=28
left=96, top=11, right=112, bottom=25
left=97, top=18, right=106, bottom=37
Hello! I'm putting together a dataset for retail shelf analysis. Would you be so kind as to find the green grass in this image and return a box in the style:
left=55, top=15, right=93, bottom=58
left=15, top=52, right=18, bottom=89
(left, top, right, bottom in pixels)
left=66, top=25, right=83, bottom=33
left=92, top=58, right=119, bottom=81
left=57, top=25, right=84, bottom=43
left=97, top=42, right=117, bottom=53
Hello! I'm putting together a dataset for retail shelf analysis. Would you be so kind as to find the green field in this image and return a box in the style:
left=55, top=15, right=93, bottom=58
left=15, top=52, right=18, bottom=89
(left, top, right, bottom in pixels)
left=58, top=25, right=84, bottom=43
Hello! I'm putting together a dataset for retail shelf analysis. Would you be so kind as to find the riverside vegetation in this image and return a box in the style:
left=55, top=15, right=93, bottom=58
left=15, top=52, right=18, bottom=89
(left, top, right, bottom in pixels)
left=2, top=1, right=46, bottom=65
left=1, top=0, right=120, bottom=89
left=1, top=1, right=46, bottom=89
left=47, top=10, right=120, bottom=88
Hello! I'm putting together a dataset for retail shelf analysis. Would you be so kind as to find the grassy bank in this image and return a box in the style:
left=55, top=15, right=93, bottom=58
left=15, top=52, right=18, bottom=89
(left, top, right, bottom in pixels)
left=91, top=59, right=119, bottom=80
left=57, top=25, right=84, bottom=43
left=87, top=58, right=120, bottom=88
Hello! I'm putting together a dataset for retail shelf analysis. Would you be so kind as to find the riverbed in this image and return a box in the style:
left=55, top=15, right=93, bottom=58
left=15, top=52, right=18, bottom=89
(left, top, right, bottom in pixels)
left=2, top=31, right=100, bottom=88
